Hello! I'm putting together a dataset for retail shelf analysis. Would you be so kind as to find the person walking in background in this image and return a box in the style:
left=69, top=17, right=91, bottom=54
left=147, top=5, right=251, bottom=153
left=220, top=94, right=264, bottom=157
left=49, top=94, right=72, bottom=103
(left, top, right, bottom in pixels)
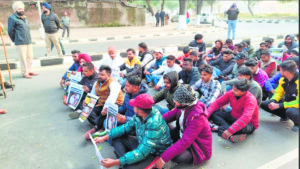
left=186, top=11, right=190, bottom=24
left=160, top=9, right=166, bottom=27
left=61, top=11, right=70, bottom=39
left=226, top=3, right=239, bottom=40
left=41, top=2, right=63, bottom=57
left=165, top=13, right=169, bottom=25
left=8, top=1, right=38, bottom=79
left=155, top=10, right=160, bottom=27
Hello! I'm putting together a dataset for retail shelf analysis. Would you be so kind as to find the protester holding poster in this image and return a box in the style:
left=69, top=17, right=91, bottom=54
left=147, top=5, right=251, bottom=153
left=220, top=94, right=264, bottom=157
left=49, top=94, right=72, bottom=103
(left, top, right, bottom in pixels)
left=277, top=34, right=299, bottom=55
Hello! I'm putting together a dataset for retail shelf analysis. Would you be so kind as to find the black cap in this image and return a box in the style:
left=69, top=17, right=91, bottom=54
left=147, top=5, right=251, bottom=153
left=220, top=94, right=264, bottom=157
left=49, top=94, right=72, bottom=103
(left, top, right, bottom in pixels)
left=235, top=53, right=246, bottom=60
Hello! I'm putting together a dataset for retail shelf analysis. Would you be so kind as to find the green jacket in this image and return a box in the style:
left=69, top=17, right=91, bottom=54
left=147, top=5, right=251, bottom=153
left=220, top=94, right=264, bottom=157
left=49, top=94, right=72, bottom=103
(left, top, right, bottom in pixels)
left=108, top=108, right=172, bottom=166
left=249, top=49, right=262, bottom=60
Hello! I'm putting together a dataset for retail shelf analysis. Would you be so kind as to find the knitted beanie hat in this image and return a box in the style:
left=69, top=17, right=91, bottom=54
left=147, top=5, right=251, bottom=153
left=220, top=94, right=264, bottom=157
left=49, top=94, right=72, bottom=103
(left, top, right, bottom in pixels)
left=173, top=84, right=197, bottom=105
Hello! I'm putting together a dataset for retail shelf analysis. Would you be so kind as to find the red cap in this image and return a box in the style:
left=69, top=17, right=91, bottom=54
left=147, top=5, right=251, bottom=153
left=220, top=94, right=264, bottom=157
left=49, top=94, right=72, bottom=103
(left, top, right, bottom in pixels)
left=129, top=93, right=154, bottom=109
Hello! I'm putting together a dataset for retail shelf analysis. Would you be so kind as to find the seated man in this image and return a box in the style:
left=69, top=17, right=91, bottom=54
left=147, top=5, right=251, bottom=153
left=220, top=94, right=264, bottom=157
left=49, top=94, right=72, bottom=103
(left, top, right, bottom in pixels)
left=153, top=71, right=179, bottom=115
left=60, top=49, right=80, bottom=87
left=233, top=43, right=248, bottom=57
left=84, top=65, right=124, bottom=139
left=193, top=64, right=221, bottom=107
left=204, top=39, right=223, bottom=62
left=150, top=55, right=181, bottom=91
left=151, top=85, right=212, bottom=168
left=178, top=58, right=200, bottom=85
left=245, top=59, right=269, bottom=87
left=97, top=46, right=124, bottom=79
left=144, top=49, right=166, bottom=85
left=208, top=79, right=259, bottom=143
left=209, top=49, right=236, bottom=79
left=248, top=42, right=268, bottom=60
left=67, top=62, right=98, bottom=119
left=277, top=34, right=299, bottom=55
left=261, top=60, right=299, bottom=131
left=245, top=59, right=269, bottom=100
left=137, top=42, right=153, bottom=68
left=258, top=50, right=277, bottom=78
left=225, top=39, right=234, bottom=51
left=265, top=38, right=274, bottom=49
left=188, top=34, right=206, bottom=57
left=117, top=76, right=148, bottom=124
left=221, top=66, right=262, bottom=106
left=243, top=39, right=254, bottom=56
left=119, top=48, right=142, bottom=88
left=190, top=51, right=206, bottom=68
left=176, top=46, right=192, bottom=66
left=226, top=53, right=246, bottom=80
left=94, top=94, right=172, bottom=169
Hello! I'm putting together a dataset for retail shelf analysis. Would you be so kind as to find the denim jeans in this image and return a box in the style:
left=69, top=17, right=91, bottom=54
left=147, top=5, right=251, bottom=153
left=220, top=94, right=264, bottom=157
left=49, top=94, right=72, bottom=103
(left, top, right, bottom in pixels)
left=227, top=20, right=237, bottom=40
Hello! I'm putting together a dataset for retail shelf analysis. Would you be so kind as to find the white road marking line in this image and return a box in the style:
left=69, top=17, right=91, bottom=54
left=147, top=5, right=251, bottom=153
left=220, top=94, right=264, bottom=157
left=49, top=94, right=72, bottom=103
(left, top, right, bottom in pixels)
left=256, top=148, right=298, bottom=169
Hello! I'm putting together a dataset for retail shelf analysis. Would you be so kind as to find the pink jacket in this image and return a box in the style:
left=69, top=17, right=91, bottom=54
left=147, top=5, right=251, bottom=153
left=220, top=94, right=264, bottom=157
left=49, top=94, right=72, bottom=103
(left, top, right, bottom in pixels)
left=207, top=90, right=259, bottom=134
left=161, top=101, right=212, bottom=165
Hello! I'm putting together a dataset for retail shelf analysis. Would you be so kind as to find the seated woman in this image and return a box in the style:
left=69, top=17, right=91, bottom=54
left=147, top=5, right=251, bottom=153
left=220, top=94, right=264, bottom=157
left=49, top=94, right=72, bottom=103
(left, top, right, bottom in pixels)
left=150, top=85, right=212, bottom=168
left=203, top=39, right=223, bottom=62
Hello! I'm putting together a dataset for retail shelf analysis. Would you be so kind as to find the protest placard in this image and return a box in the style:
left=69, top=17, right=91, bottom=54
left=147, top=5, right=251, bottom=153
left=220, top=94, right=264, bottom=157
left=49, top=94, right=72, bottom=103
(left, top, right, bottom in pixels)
left=67, top=82, right=84, bottom=110
left=270, top=48, right=284, bottom=65
left=104, top=102, right=118, bottom=132
left=89, top=134, right=104, bottom=169
left=79, top=93, right=99, bottom=122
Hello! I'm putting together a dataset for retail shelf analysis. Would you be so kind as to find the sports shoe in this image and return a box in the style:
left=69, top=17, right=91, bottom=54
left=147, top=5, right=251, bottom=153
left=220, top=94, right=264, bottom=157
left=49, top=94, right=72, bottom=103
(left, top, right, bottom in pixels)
left=69, top=110, right=81, bottom=119
left=229, top=134, right=247, bottom=143
left=0, top=109, right=7, bottom=114
left=291, top=126, right=299, bottom=132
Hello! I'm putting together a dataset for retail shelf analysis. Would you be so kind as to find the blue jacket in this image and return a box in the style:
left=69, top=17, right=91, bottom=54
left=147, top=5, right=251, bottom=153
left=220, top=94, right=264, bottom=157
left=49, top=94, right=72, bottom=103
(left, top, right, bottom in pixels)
left=118, top=82, right=148, bottom=122
left=62, top=62, right=80, bottom=80
left=264, top=72, right=281, bottom=92
left=8, top=14, right=32, bottom=45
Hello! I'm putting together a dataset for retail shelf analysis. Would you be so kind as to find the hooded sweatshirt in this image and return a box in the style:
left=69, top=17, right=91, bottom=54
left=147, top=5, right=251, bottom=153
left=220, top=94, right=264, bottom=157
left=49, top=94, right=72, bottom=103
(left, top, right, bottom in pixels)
left=153, top=71, right=179, bottom=110
left=118, top=82, right=148, bottom=122
left=278, top=34, right=299, bottom=54
left=161, top=101, right=212, bottom=165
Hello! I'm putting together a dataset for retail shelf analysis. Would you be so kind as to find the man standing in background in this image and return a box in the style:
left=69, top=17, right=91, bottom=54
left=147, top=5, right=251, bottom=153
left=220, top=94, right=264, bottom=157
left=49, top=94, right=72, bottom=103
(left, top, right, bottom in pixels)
left=226, top=3, right=239, bottom=40
left=41, top=2, right=63, bottom=57
left=8, top=1, right=38, bottom=79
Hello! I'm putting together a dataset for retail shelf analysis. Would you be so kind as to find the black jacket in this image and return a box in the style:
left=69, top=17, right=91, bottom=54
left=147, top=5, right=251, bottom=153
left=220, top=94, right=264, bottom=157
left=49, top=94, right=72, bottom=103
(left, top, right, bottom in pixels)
left=178, top=67, right=201, bottom=85
left=79, top=72, right=98, bottom=92
left=210, top=57, right=236, bottom=76
left=41, top=12, right=61, bottom=34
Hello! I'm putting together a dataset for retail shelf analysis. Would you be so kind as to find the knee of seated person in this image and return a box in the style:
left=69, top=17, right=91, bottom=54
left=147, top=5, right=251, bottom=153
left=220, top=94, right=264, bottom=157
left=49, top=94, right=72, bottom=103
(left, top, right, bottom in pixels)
left=286, top=108, right=298, bottom=117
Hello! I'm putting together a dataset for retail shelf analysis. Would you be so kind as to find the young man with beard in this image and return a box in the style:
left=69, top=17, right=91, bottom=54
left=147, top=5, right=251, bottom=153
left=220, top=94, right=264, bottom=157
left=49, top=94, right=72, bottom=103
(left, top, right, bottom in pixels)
left=249, top=42, right=268, bottom=60
left=226, top=53, right=247, bottom=80
left=178, top=58, right=200, bottom=85
left=188, top=34, right=206, bottom=58
left=278, top=34, right=299, bottom=55
left=260, top=60, right=299, bottom=132
left=84, top=65, right=124, bottom=139
left=137, top=42, right=153, bottom=69
left=258, top=50, right=277, bottom=78
left=93, top=94, right=172, bottom=169
left=150, top=85, right=212, bottom=168
left=153, top=71, right=179, bottom=115
left=67, top=62, right=98, bottom=119
left=208, top=79, right=259, bottom=143
left=116, top=76, right=148, bottom=124
left=60, top=50, right=81, bottom=87
left=144, top=49, right=166, bottom=86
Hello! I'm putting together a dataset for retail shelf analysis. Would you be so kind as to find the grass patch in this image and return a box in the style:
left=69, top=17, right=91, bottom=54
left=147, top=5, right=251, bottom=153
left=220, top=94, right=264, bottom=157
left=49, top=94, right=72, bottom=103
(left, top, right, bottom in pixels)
left=92, top=22, right=126, bottom=28
left=216, top=13, right=298, bottom=19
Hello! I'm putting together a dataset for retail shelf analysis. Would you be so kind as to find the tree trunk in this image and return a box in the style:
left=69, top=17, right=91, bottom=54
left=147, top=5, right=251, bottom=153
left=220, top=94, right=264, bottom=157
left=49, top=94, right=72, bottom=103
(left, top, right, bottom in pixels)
left=210, top=0, right=214, bottom=26
left=146, top=0, right=154, bottom=16
left=177, top=0, right=188, bottom=30
left=247, top=0, right=254, bottom=16
left=161, top=0, right=165, bottom=11
left=195, top=0, right=203, bottom=25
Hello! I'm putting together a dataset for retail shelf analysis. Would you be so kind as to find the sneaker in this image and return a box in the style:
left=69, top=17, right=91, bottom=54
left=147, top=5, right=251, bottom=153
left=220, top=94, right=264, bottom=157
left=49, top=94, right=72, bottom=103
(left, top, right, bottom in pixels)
left=291, top=126, right=299, bottom=132
left=209, top=123, right=219, bottom=132
left=69, top=110, right=81, bottom=119
left=229, top=134, right=247, bottom=143
left=0, top=109, right=7, bottom=114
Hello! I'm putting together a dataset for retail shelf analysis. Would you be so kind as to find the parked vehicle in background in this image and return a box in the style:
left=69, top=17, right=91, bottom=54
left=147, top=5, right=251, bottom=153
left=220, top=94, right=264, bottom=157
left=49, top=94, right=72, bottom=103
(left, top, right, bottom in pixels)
left=200, top=13, right=213, bottom=24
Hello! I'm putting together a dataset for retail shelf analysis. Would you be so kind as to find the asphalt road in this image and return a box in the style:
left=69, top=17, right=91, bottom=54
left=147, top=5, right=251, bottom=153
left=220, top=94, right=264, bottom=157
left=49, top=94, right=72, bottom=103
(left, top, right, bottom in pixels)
left=1, top=21, right=298, bottom=61
left=0, top=64, right=298, bottom=169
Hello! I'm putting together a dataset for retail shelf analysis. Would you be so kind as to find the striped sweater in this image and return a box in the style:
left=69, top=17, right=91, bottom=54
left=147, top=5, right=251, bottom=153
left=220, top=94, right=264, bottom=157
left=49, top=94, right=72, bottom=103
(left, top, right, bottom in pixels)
left=207, top=90, right=259, bottom=134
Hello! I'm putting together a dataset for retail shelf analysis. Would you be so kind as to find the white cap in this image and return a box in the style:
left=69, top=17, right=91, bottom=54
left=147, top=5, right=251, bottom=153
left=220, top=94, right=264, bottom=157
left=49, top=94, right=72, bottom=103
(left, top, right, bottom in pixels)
left=12, top=1, right=25, bottom=11
left=153, top=48, right=163, bottom=54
